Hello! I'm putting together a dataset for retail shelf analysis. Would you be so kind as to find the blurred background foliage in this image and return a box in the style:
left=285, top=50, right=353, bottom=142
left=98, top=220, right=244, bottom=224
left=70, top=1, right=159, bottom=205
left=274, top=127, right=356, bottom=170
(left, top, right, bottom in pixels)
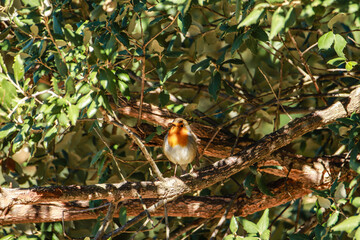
left=1, top=0, right=360, bottom=239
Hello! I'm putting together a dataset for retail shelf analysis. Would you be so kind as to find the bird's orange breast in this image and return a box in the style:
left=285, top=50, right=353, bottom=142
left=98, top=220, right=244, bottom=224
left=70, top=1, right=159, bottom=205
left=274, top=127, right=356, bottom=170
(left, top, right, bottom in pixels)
left=167, top=126, right=189, bottom=147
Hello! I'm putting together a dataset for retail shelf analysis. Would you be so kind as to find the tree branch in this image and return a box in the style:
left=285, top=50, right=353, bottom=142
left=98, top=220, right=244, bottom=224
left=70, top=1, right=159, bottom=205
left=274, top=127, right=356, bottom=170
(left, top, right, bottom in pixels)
left=1, top=86, right=360, bottom=225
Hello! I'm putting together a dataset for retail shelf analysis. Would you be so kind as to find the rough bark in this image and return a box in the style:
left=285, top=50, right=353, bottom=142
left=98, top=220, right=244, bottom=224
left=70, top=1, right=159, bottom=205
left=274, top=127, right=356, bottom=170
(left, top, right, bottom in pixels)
left=0, top=179, right=313, bottom=225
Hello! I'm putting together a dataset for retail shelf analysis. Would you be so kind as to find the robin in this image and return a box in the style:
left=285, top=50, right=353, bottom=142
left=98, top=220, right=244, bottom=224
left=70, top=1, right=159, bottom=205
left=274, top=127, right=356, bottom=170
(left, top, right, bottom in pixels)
left=163, top=118, right=199, bottom=175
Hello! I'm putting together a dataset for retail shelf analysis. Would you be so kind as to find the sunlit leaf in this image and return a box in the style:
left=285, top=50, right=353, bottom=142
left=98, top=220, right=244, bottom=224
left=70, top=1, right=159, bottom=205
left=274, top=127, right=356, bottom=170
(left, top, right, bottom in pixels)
left=332, top=215, right=360, bottom=233
left=318, top=31, right=334, bottom=50
left=43, top=126, right=58, bottom=149
left=13, top=55, right=24, bottom=82
left=257, top=209, right=269, bottom=234
left=230, top=216, right=239, bottom=234
left=238, top=217, right=259, bottom=234
left=68, top=104, right=79, bottom=125
left=334, top=34, right=347, bottom=57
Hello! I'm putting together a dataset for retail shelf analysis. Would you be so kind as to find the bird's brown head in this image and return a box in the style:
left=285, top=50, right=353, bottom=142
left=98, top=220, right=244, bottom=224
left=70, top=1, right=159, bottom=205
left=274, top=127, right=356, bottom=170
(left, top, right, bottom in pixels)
left=171, top=118, right=188, bottom=128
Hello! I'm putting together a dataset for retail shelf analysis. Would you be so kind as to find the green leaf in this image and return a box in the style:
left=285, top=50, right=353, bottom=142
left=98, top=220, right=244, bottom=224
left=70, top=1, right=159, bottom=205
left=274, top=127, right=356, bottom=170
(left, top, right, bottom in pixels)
left=334, top=182, right=346, bottom=201
left=44, top=126, right=58, bottom=149
left=350, top=147, right=360, bottom=174
left=256, top=173, right=274, bottom=196
left=0, top=53, right=8, bottom=73
left=230, top=216, right=239, bottom=234
left=119, top=207, right=127, bottom=226
left=223, top=234, right=235, bottom=240
left=238, top=4, right=268, bottom=27
left=163, top=66, right=178, bottom=84
left=284, top=7, right=296, bottom=29
left=209, top=71, right=221, bottom=100
left=118, top=81, right=130, bottom=100
left=87, top=95, right=99, bottom=118
left=0, top=123, right=17, bottom=139
left=346, top=61, right=357, bottom=71
left=191, top=58, right=211, bottom=72
left=77, top=92, right=93, bottom=109
left=98, top=69, right=116, bottom=98
left=338, top=117, right=356, bottom=126
left=231, top=34, right=244, bottom=54
left=53, top=222, right=62, bottom=233
left=145, top=132, right=156, bottom=143
left=332, top=215, right=360, bottom=233
left=65, top=78, right=75, bottom=95
left=178, top=13, right=192, bottom=35
left=221, top=59, right=244, bottom=66
left=244, top=174, right=255, bottom=197
left=327, top=211, right=339, bottom=227
left=334, top=34, right=347, bottom=57
left=91, top=148, right=106, bottom=166
left=355, top=226, right=360, bottom=240
left=351, top=197, right=360, bottom=208
left=68, top=104, right=79, bottom=125
left=317, top=196, right=331, bottom=209
left=260, top=229, right=270, bottom=240
left=53, top=15, right=63, bottom=35
left=159, top=90, right=170, bottom=106
left=318, top=31, right=334, bottom=50
left=0, top=78, right=18, bottom=109
left=54, top=54, right=67, bottom=77
left=251, top=27, right=268, bottom=42
left=58, top=111, right=69, bottom=127
left=269, top=7, right=285, bottom=40
left=238, top=217, right=259, bottom=234
left=13, top=55, right=24, bottom=82
left=327, top=57, right=346, bottom=66
left=0, top=235, right=15, bottom=240
left=257, top=209, right=269, bottom=234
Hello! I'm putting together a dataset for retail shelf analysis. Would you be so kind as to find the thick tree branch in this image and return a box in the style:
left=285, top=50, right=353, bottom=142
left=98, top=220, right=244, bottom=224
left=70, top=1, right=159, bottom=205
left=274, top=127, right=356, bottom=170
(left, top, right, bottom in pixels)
left=1, top=86, right=360, bottom=224
left=0, top=179, right=315, bottom=225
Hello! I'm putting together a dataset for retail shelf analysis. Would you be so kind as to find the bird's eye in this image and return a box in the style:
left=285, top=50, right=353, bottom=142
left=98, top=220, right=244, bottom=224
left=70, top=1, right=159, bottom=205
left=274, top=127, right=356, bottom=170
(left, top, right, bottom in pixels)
left=180, top=124, right=184, bottom=127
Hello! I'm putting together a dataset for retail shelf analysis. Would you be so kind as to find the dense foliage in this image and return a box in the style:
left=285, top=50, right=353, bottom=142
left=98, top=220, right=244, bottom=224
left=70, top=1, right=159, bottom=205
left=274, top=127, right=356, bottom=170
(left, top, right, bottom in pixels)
left=1, top=0, right=360, bottom=239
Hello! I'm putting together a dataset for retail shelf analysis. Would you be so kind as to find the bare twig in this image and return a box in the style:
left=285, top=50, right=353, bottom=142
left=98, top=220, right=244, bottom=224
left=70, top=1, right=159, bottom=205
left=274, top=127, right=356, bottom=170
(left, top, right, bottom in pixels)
left=110, top=111, right=165, bottom=181
left=94, top=202, right=116, bottom=240
left=258, top=67, right=292, bottom=120
left=209, top=192, right=241, bottom=240
left=102, top=196, right=178, bottom=239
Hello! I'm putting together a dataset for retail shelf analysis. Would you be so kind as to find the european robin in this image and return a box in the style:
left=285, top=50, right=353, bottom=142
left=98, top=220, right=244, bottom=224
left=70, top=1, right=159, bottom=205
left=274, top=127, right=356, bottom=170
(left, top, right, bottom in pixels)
left=163, top=118, right=199, bottom=174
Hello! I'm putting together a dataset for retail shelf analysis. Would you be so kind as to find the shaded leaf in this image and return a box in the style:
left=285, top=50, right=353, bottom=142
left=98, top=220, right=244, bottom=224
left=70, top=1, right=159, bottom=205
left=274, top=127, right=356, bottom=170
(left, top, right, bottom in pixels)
left=119, top=207, right=127, bottom=226
left=191, top=58, right=211, bottom=72
left=178, top=13, right=192, bottom=35
left=209, top=71, right=221, bottom=100
left=269, top=7, right=285, bottom=39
